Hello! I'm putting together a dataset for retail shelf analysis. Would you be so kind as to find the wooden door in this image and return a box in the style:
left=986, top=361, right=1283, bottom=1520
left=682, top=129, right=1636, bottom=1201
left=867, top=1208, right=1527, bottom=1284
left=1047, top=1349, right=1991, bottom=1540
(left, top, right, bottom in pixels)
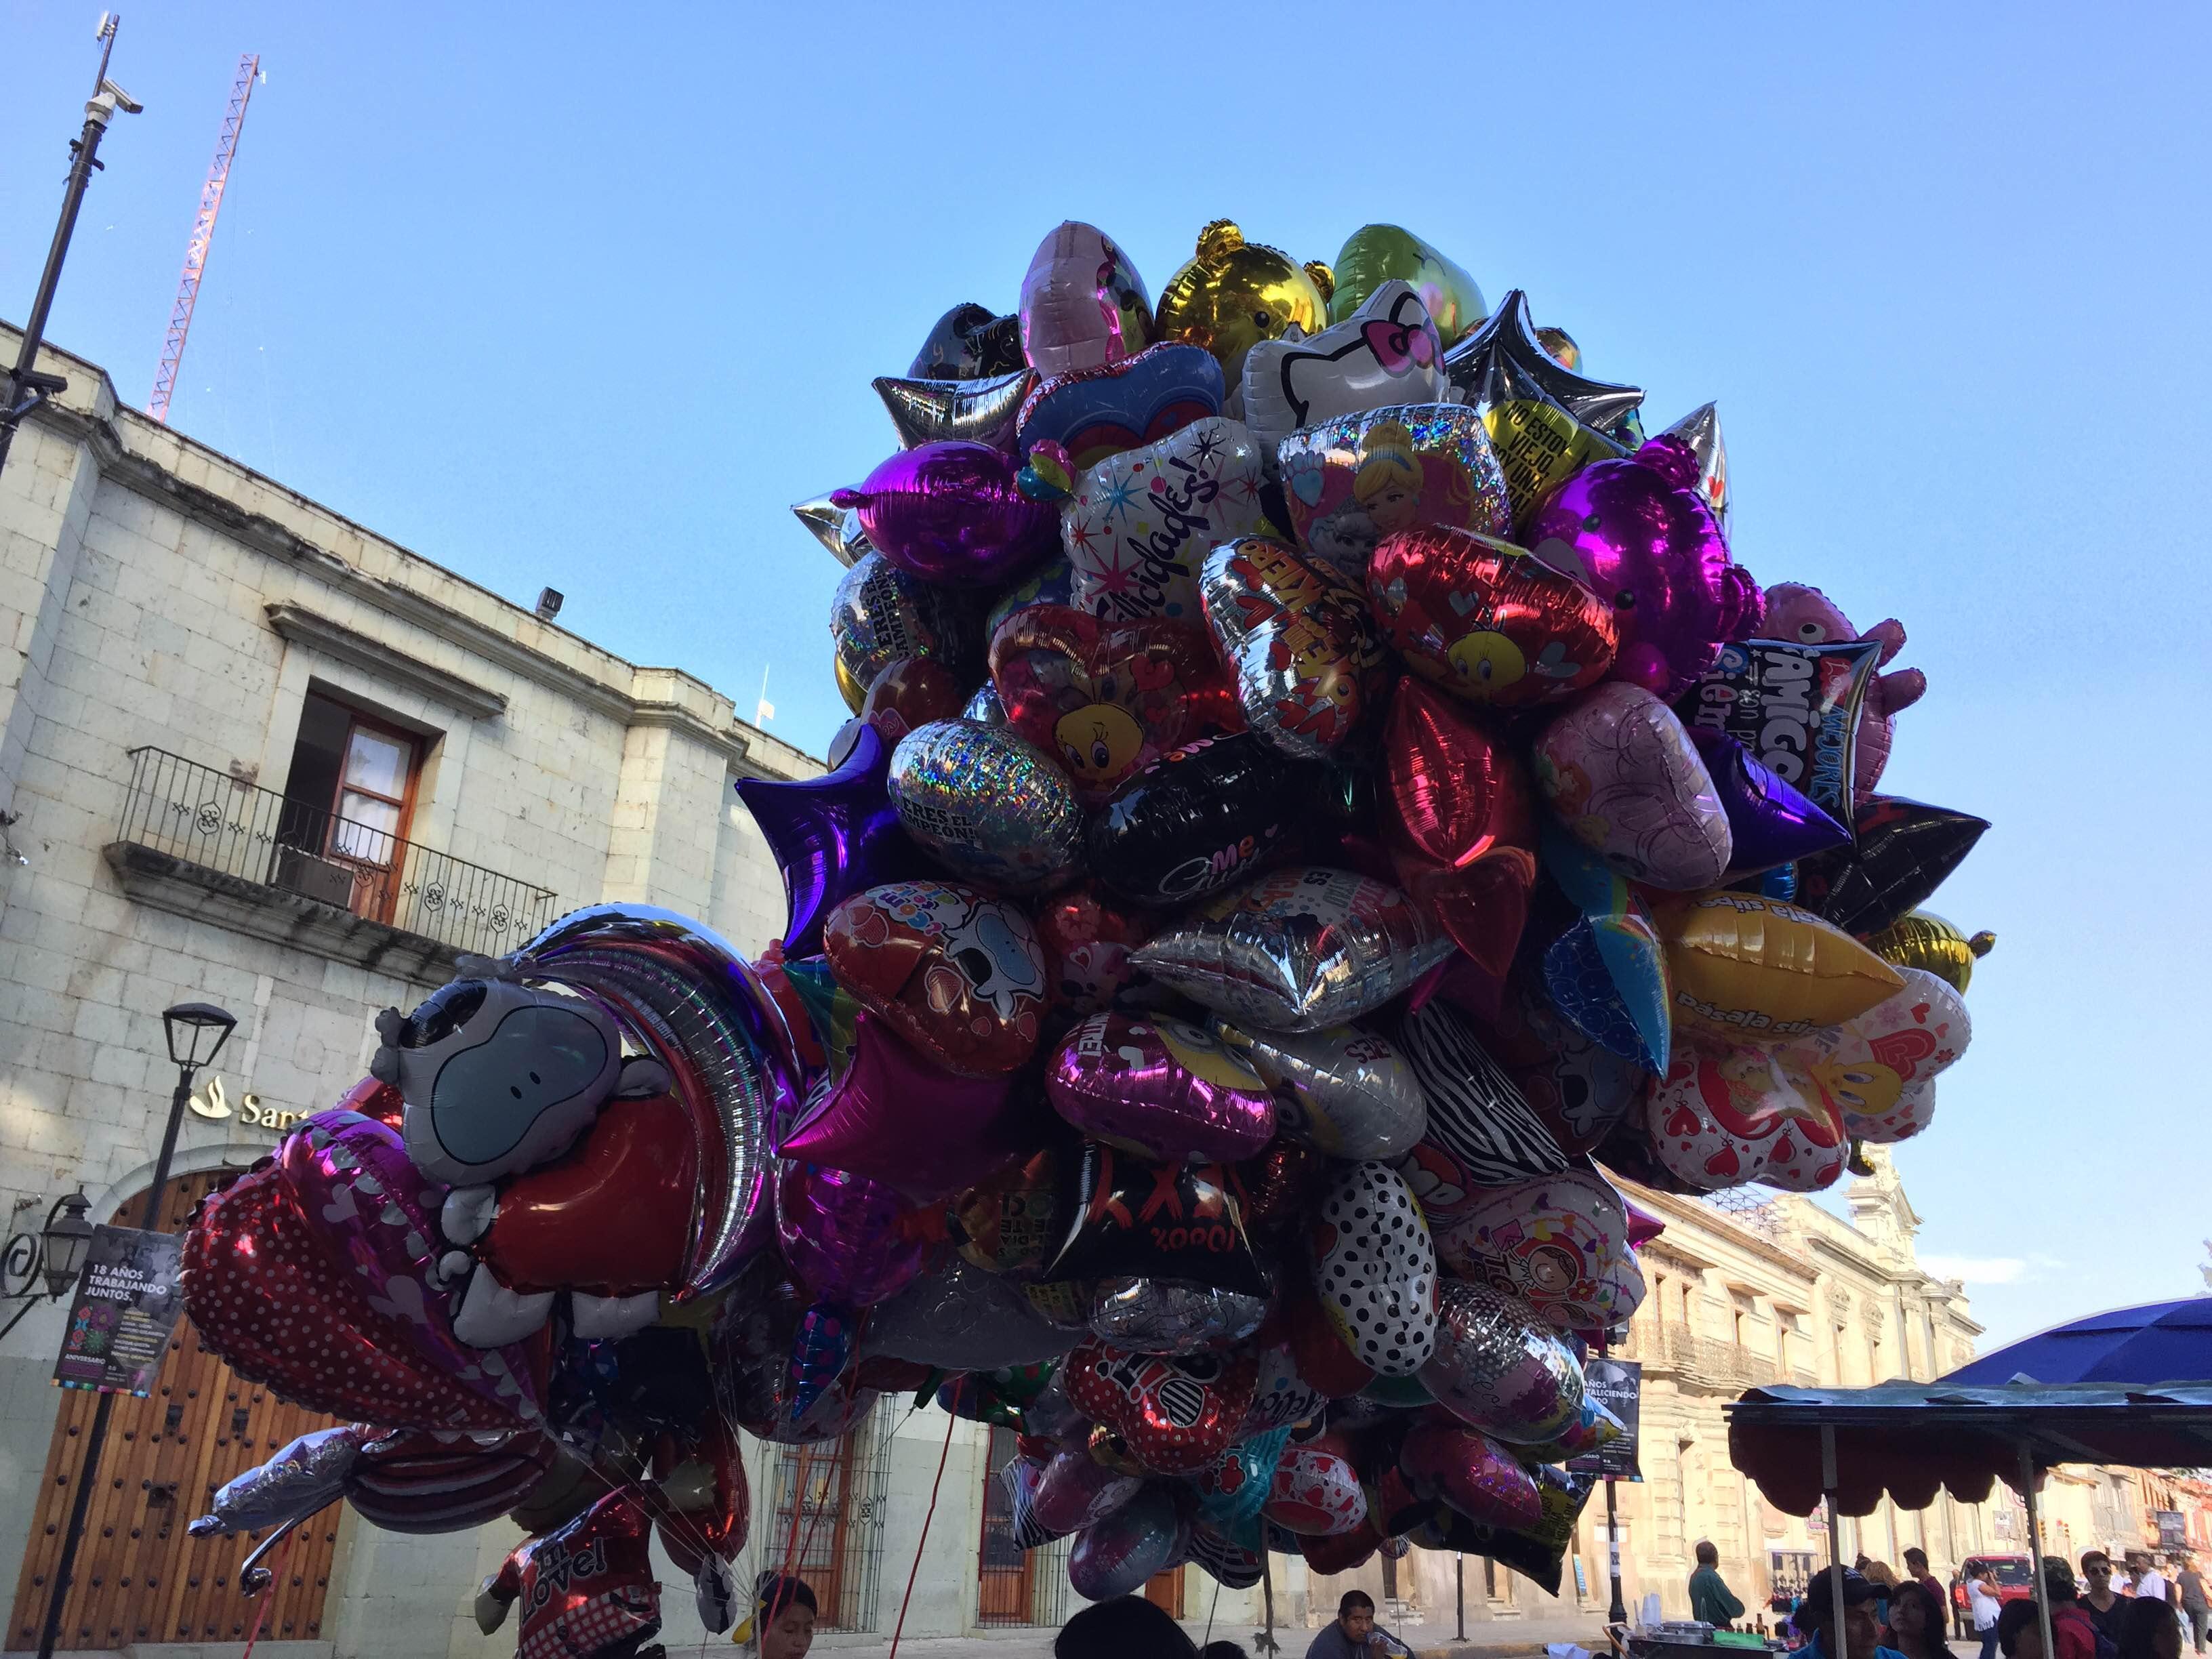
left=321, top=712, right=419, bottom=926
left=771, top=1435, right=855, bottom=1627
left=976, top=1426, right=1034, bottom=1625
left=7, top=1171, right=342, bottom=1651
left=1144, top=1568, right=1185, bottom=1618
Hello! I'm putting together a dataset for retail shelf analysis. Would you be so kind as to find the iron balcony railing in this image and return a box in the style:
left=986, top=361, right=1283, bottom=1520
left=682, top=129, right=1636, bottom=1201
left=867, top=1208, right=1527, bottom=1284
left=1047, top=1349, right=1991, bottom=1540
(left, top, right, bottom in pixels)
left=117, top=745, right=558, bottom=957
left=1616, top=1322, right=1783, bottom=1391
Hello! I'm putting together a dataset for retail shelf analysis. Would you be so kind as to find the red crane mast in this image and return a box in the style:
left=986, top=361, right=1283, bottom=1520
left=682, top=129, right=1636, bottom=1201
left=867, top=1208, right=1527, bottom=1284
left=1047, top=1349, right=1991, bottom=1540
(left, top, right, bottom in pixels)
left=146, top=52, right=259, bottom=424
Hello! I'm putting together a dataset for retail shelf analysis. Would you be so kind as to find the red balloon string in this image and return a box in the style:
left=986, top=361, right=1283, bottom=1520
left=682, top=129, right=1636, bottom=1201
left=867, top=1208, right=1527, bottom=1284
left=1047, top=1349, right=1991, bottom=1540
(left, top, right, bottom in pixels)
left=886, top=1410, right=958, bottom=1659
left=237, top=1532, right=294, bottom=1659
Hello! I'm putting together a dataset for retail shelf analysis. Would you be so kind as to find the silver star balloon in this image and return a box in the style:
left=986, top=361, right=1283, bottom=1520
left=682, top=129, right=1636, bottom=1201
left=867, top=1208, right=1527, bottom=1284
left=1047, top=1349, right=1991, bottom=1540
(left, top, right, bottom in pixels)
left=871, top=368, right=1036, bottom=451
left=1443, top=289, right=1645, bottom=433
left=792, top=493, right=872, bottom=567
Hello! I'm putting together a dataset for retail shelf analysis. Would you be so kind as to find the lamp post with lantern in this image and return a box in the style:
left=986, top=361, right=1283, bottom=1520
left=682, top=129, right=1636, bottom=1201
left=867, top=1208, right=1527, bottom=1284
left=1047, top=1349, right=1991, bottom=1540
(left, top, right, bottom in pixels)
left=0, top=1191, right=96, bottom=1345
left=32, top=1000, right=236, bottom=1659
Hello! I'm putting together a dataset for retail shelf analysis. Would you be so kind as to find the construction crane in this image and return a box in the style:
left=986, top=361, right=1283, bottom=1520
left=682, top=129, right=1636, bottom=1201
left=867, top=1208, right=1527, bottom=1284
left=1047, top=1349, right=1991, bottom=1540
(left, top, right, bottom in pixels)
left=147, top=52, right=260, bottom=424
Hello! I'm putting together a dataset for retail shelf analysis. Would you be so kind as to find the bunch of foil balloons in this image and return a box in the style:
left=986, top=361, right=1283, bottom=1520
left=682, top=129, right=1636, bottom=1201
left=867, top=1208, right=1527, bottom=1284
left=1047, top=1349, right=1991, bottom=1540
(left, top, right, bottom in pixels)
left=177, top=218, right=1995, bottom=1641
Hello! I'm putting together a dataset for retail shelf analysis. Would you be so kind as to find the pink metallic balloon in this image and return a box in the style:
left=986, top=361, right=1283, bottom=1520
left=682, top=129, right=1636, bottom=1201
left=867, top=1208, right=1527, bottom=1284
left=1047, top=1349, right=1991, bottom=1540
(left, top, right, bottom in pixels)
left=1534, top=682, right=1732, bottom=890
left=780, top=1012, right=1032, bottom=1204
left=775, top=1160, right=930, bottom=1309
left=1524, top=436, right=1764, bottom=699
left=1399, top=1420, right=1544, bottom=1530
left=1019, top=222, right=1155, bottom=379
left=833, top=441, right=1059, bottom=587
left=1032, top=1448, right=1143, bottom=1534
left=1047, top=1012, right=1277, bottom=1164
left=1265, top=1439, right=1369, bottom=1536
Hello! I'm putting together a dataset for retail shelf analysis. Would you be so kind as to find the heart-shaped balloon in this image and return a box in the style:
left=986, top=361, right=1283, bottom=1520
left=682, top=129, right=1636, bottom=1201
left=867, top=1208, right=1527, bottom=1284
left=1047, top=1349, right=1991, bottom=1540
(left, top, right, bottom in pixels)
left=1399, top=1420, right=1543, bottom=1530
left=1201, top=536, right=1388, bottom=758
left=1383, top=677, right=1535, bottom=869
left=1048, top=1011, right=1277, bottom=1164
left=1019, top=222, right=1155, bottom=380
left=1034, top=884, right=1153, bottom=1015
left=1390, top=842, right=1541, bottom=989
left=1265, top=1437, right=1370, bottom=1537
left=280, top=1111, right=546, bottom=1422
left=991, top=604, right=1244, bottom=805
left=1368, top=526, right=1618, bottom=708
left=1534, top=682, right=1732, bottom=890
left=1656, top=891, right=1904, bottom=1044
left=823, top=880, right=1049, bottom=1076
left=1525, top=436, right=1764, bottom=697
left=477, top=1090, right=698, bottom=1298
left=1308, top=1160, right=1439, bottom=1377
left=1060, top=417, right=1277, bottom=623
left=873, top=369, right=1037, bottom=451
left=886, top=718, right=1086, bottom=892
left=1086, top=733, right=1303, bottom=908
left=1132, top=865, right=1451, bottom=1032
left=776, top=1160, right=929, bottom=1309
left=1046, top=1143, right=1267, bottom=1296
left=182, top=1158, right=523, bottom=1429
left=834, top=441, right=1059, bottom=587
left=1032, top=1448, right=1144, bottom=1534
left=1242, top=280, right=1450, bottom=455
left=1387, top=998, right=1570, bottom=1202
left=1418, top=1281, right=1585, bottom=1445
left=859, top=655, right=969, bottom=747
left=830, top=550, right=983, bottom=715
left=1214, top=1020, right=1426, bottom=1162
left=1782, top=966, right=1970, bottom=1142
left=1062, top=1338, right=1257, bottom=1475
left=1016, top=341, right=1224, bottom=476
left=1645, top=1033, right=1847, bottom=1192
left=1431, top=1166, right=1643, bottom=1330
left=1275, top=403, right=1511, bottom=585
left=1467, top=975, right=1648, bottom=1158
left=1069, top=1486, right=1186, bottom=1601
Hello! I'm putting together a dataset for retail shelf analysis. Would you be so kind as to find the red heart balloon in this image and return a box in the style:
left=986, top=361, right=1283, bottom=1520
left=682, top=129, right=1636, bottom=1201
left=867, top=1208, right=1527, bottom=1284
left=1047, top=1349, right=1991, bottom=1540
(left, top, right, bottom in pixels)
left=478, top=1092, right=699, bottom=1296
left=1391, top=845, right=1539, bottom=985
left=823, top=880, right=1049, bottom=1077
left=1382, top=678, right=1535, bottom=868
left=331, top=1073, right=405, bottom=1131
left=989, top=603, right=1243, bottom=804
left=860, top=655, right=969, bottom=747
left=182, top=1163, right=520, bottom=1429
left=1061, top=1338, right=1256, bottom=1476
left=1368, top=526, right=1617, bottom=708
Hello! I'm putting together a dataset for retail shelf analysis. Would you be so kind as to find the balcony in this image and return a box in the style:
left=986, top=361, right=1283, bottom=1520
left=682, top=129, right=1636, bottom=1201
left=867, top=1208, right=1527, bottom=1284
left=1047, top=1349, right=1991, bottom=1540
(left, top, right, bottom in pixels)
left=1616, top=1323, right=1782, bottom=1393
left=104, top=746, right=559, bottom=982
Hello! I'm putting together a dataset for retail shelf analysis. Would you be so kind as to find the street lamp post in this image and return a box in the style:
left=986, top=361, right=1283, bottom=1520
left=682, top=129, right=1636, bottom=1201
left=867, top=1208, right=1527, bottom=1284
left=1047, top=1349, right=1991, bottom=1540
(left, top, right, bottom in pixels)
left=0, top=14, right=142, bottom=484
left=0, top=1191, right=95, bottom=1345
left=32, top=1000, right=235, bottom=1659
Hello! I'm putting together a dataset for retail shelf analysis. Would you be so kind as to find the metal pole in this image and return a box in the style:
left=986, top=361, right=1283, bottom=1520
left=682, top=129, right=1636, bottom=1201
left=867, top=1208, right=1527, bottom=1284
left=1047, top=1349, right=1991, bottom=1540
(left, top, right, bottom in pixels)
left=1607, top=1469, right=1629, bottom=1622
left=1824, top=1425, right=1848, bottom=1659
left=2022, top=1447, right=2055, bottom=1659
left=1456, top=1553, right=1467, bottom=1640
left=0, top=18, right=133, bottom=482
left=33, top=1061, right=194, bottom=1659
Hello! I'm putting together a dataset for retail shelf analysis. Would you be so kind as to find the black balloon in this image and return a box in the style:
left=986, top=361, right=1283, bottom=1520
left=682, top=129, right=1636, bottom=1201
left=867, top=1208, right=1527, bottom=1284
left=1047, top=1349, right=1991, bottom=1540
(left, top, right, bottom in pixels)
left=1441, top=290, right=1645, bottom=434
left=1795, top=795, right=1989, bottom=936
left=909, top=302, right=1026, bottom=380
left=1087, top=733, right=1307, bottom=908
left=1045, top=1142, right=1268, bottom=1296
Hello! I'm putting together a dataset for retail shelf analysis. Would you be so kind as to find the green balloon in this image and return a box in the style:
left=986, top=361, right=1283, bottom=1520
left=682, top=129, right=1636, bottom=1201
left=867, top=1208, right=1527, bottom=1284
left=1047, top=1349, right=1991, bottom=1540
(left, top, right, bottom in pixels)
left=1328, top=224, right=1488, bottom=343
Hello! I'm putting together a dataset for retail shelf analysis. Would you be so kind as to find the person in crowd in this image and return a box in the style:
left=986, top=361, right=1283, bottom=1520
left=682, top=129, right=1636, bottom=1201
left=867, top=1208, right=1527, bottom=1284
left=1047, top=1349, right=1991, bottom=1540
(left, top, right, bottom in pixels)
left=2085, top=1553, right=2131, bottom=1650
left=747, top=1575, right=815, bottom=1659
left=2000, top=1599, right=2047, bottom=1659
left=1883, top=1580, right=1951, bottom=1659
left=1906, top=1549, right=1946, bottom=1614
left=1202, top=1643, right=1251, bottom=1659
left=1864, top=1563, right=1900, bottom=1631
left=2044, top=1557, right=2102, bottom=1659
left=2137, top=1557, right=2177, bottom=1608
left=2178, top=1558, right=2209, bottom=1656
left=1056, top=1595, right=1197, bottom=1659
left=2120, top=1596, right=2186, bottom=1659
left=1793, top=1569, right=1906, bottom=1659
left=1305, top=1591, right=1408, bottom=1658
left=1972, top=1565, right=2007, bottom=1659
left=1693, top=1542, right=1748, bottom=1630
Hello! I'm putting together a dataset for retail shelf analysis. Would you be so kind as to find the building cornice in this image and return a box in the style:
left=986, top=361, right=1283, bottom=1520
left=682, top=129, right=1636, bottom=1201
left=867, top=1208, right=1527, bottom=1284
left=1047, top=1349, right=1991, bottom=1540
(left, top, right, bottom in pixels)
left=1609, top=1178, right=1820, bottom=1283
left=265, top=602, right=508, bottom=720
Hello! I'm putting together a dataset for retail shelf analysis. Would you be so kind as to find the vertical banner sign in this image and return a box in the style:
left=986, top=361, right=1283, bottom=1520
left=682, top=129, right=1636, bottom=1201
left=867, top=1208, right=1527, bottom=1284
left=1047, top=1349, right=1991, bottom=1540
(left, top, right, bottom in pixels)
left=1572, top=1357, right=1642, bottom=1479
left=52, top=1224, right=186, bottom=1397
left=2158, top=1511, right=2188, bottom=1550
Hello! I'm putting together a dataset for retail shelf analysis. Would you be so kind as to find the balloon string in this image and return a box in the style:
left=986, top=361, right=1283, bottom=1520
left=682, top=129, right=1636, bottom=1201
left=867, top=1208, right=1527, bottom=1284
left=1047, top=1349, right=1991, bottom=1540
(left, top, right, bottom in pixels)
left=886, top=1409, right=957, bottom=1659
left=238, top=1532, right=294, bottom=1659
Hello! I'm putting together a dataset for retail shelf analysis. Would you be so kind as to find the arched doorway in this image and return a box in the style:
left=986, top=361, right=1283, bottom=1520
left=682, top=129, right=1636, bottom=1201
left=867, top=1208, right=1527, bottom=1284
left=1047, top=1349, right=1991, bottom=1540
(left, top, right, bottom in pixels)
left=7, top=1169, right=344, bottom=1651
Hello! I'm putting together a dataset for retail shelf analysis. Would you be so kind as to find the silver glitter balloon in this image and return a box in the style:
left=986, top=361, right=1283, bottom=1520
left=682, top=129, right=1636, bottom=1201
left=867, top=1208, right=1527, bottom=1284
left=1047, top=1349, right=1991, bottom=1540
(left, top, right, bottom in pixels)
left=1131, top=865, right=1452, bottom=1031
left=1069, top=1485, right=1184, bottom=1601
left=888, top=718, right=1085, bottom=893
left=794, top=493, right=873, bottom=567
left=1086, top=1277, right=1268, bottom=1355
left=1214, top=1019, right=1427, bottom=1159
left=1417, top=1279, right=1584, bottom=1445
left=831, top=551, right=981, bottom=702
left=189, top=1426, right=363, bottom=1537
left=861, top=1254, right=1080, bottom=1370
left=873, top=369, right=1037, bottom=451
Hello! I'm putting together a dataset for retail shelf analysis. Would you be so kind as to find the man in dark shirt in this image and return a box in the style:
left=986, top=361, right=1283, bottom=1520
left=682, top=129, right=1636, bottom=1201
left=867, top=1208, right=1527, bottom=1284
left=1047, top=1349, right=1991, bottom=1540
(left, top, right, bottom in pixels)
left=1906, top=1550, right=1947, bottom=1614
left=1692, top=1542, right=1748, bottom=1630
left=2082, top=1551, right=2130, bottom=1651
left=1305, top=1591, right=1408, bottom=1659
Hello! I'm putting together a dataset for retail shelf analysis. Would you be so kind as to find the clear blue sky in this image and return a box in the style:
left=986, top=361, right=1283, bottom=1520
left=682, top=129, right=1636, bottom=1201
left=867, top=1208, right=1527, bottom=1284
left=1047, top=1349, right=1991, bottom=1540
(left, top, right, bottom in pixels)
left=6, top=3, right=2208, bottom=1353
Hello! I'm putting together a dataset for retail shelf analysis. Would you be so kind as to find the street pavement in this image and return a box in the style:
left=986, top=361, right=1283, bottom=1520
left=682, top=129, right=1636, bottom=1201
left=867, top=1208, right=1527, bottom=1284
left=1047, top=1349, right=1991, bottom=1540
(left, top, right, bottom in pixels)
left=804, top=1609, right=1615, bottom=1658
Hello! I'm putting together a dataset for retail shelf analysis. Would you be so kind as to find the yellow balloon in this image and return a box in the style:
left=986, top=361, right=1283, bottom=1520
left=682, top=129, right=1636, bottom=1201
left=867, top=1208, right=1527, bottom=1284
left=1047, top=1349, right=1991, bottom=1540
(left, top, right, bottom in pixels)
left=1535, top=326, right=1582, bottom=371
left=1657, top=892, right=1904, bottom=1043
left=1154, top=220, right=1331, bottom=389
left=834, top=651, right=870, bottom=714
left=1862, top=909, right=1994, bottom=994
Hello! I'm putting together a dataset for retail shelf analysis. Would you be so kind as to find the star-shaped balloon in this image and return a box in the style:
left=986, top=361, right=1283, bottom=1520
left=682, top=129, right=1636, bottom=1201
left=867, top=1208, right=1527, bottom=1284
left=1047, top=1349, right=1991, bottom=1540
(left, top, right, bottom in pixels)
left=872, top=369, right=1036, bottom=452
left=1443, top=289, right=1646, bottom=433
left=733, top=722, right=914, bottom=959
left=1658, top=401, right=1729, bottom=535
left=791, top=493, right=872, bottom=567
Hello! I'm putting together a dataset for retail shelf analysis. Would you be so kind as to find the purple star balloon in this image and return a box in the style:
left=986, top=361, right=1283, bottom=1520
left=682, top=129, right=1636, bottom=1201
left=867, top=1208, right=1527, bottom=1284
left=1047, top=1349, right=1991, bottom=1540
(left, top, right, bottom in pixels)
left=735, top=722, right=914, bottom=958
left=1685, top=726, right=1850, bottom=876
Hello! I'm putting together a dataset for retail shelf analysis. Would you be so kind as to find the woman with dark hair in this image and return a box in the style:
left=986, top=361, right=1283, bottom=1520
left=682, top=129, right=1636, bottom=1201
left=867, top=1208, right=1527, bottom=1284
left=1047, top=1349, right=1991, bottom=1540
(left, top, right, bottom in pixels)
left=1054, top=1595, right=1197, bottom=1659
left=2120, top=1595, right=2186, bottom=1659
left=1998, top=1599, right=2045, bottom=1659
left=747, top=1574, right=816, bottom=1659
left=1883, top=1579, right=1951, bottom=1659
